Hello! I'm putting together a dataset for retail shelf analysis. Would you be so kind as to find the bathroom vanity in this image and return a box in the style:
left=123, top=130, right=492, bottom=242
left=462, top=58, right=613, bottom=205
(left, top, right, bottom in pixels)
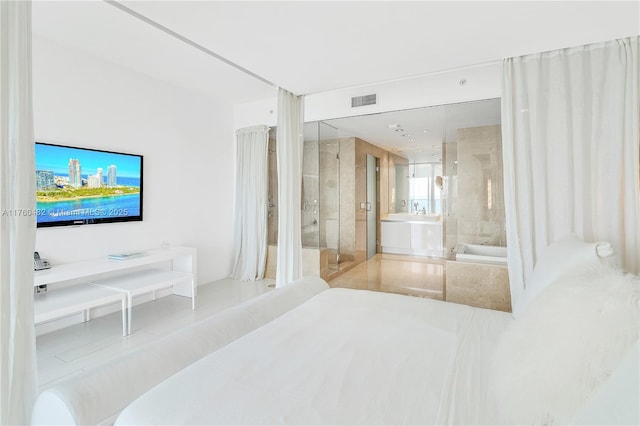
left=381, top=213, right=443, bottom=257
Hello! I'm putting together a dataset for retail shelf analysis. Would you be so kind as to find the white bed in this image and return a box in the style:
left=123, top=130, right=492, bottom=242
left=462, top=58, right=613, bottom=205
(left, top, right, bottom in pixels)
left=116, top=287, right=509, bottom=425
left=115, top=251, right=639, bottom=425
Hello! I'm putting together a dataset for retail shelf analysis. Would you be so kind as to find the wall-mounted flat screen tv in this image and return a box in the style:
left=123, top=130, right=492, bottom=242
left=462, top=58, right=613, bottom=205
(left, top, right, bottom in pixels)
left=35, top=142, right=143, bottom=228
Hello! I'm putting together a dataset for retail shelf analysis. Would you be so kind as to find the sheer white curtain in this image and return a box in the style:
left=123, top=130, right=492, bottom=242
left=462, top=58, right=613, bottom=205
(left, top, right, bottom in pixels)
left=0, top=1, right=39, bottom=424
left=502, top=37, right=640, bottom=315
left=276, top=88, right=304, bottom=287
left=231, top=125, right=270, bottom=281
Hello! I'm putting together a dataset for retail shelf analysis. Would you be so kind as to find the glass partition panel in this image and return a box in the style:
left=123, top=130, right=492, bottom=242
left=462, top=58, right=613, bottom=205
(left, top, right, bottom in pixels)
left=444, top=98, right=504, bottom=250
left=319, top=122, right=340, bottom=271
left=302, top=122, right=320, bottom=248
left=408, top=162, right=442, bottom=215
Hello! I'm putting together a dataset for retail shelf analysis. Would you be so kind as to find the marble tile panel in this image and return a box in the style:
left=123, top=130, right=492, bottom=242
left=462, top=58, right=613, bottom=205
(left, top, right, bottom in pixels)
left=445, top=260, right=511, bottom=312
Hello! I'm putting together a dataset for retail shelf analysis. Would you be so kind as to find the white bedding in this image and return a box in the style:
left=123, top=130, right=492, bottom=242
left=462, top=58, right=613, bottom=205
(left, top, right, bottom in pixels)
left=116, top=288, right=511, bottom=425
left=31, top=276, right=330, bottom=426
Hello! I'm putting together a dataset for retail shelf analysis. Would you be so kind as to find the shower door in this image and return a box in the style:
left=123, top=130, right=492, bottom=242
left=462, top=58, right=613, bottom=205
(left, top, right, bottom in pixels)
left=366, top=154, right=377, bottom=259
left=318, top=122, right=340, bottom=272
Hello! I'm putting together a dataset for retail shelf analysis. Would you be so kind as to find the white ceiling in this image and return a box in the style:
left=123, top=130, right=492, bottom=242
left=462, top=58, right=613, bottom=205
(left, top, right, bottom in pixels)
left=33, top=1, right=639, bottom=103
left=319, top=98, right=501, bottom=163
left=32, top=1, right=638, bottom=161
left=32, top=1, right=278, bottom=103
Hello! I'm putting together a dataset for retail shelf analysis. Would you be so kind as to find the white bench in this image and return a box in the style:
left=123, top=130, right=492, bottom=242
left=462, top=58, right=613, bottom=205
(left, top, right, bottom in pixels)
left=34, top=284, right=127, bottom=336
left=34, top=247, right=197, bottom=336
left=91, top=269, right=193, bottom=335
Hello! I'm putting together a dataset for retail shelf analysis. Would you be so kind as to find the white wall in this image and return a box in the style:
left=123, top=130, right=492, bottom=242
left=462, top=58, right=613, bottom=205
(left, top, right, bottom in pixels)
left=33, top=36, right=236, bottom=285
left=234, top=62, right=501, bottom=128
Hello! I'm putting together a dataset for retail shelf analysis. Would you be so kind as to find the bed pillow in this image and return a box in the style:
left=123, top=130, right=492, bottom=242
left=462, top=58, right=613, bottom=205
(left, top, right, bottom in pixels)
left=514, top=234, right=614, bottom=317
left=489, top=264, right=639, bottom=425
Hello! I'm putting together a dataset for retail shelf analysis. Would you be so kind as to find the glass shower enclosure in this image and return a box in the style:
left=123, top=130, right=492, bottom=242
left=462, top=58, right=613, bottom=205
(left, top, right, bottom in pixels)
left=268, top=122, right=342, bottom=277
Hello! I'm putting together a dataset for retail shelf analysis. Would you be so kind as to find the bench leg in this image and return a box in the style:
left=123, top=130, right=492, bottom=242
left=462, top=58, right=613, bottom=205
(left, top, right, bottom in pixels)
left=191, top=278, right=196, bottom=310
left=121, top=298, right=127, bottom=337
left=127, top=294, right=133, bottom=335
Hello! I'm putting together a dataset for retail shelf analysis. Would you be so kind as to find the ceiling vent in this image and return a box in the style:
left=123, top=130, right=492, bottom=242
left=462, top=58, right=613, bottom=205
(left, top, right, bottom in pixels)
left=351, top=94, right=377, bottom=108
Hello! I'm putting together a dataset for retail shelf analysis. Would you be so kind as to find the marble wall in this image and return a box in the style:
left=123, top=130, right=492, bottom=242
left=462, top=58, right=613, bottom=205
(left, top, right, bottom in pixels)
left=338, top=138, right=356, bottom=262
left=455, top=124, right=506, bottom=246
left=318, top=139, right=339, bottom=251
left=301, top=139, right=320, bottom=247
left=267, top=135, right=278, bottom=245
left=445, top=260, right=512, bottom=312
left=443, top=142, right=458, bottom=258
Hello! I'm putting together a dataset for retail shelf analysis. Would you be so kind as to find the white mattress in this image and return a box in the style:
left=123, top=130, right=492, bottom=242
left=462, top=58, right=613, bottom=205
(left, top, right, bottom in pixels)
left=116, top=288, right=511, bottom=425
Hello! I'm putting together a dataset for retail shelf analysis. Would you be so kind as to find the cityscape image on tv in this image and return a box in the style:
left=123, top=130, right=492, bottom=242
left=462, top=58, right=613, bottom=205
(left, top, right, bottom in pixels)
left=35, top=143, right=142, bottom=224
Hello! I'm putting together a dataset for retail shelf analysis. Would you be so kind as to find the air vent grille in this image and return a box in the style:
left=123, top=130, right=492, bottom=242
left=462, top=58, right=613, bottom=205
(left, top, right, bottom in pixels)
left=351, top=94, right=377, bottom=108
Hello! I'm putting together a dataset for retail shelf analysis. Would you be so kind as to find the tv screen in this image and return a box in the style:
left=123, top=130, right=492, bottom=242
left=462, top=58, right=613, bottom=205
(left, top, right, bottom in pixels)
left=35, top=142, right=143, bottom=228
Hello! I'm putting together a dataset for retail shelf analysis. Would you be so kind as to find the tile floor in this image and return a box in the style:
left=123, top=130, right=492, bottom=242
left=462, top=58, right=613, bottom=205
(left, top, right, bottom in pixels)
left=36, top=277, right=274, bottom=390
left=36, top=254, right=444, bottom=391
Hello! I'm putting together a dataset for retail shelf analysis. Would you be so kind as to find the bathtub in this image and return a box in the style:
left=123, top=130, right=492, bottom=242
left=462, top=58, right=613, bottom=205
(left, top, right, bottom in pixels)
left=455, top=244, right=507, bottom=266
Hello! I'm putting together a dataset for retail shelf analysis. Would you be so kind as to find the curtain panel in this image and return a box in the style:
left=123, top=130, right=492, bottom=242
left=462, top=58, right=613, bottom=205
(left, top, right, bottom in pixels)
left=275, top=89, right=304, bottom=288
left=231, top=125, right=270, bottom=281
left=502, top=37, right=640, bottom=315
left=0, top=1, right=39, bottom=424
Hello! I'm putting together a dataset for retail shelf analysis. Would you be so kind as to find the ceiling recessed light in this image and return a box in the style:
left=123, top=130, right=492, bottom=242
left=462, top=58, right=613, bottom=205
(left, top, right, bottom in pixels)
left=394, top=128, right=404, bottom=132
left=402, top=134, right=410, bottom=137
left=387, top=124, right=400, bottom=129
left=409, top=138, right=416, bottom=142
left=423, top=130, right=430, bottom=133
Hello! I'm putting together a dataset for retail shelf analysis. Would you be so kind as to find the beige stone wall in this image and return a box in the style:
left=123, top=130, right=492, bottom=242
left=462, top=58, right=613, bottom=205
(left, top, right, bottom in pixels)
left=301, top=139, right=320, bottom=247
left=338, top=138, right=356, bottom=260
left=318, top=140, right=339, bottom=252
left=267, top=137, right=278, bottom=245
left=456, top=124, right=506, bottom=246
left=445, top=260, right=511, bottom=312
left=443, top=142, right=458, bottom=258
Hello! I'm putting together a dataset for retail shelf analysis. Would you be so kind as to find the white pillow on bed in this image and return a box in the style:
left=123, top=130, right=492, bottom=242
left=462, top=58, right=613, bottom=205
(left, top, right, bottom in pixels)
left=489, top=264, right=639, bottom=425
left=515, top=234, right=614, bottom=317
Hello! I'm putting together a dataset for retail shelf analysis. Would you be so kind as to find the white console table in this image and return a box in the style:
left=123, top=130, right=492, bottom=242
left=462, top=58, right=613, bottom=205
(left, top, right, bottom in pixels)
left=34, top=246, right=197, bottom=335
